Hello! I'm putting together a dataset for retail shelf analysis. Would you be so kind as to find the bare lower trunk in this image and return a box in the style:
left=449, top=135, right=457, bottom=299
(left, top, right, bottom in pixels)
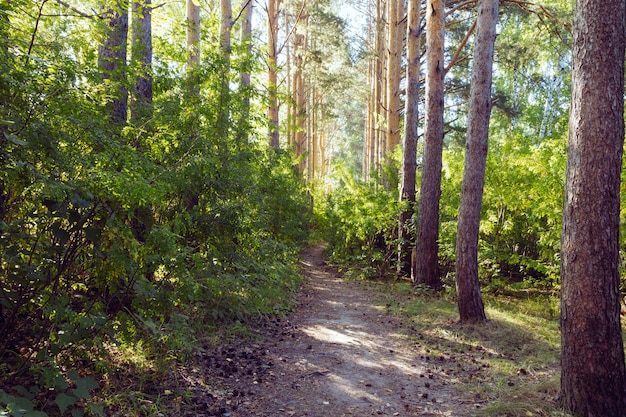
left=413, top=0, right=445, bottom=290
left=398, top=0, right=420, bottom=276
left=560, top=1, right=626, bottom=415
left=455, top=0, right=498, bottom=322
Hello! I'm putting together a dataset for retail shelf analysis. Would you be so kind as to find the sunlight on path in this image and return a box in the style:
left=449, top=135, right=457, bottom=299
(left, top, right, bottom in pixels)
left=233, top=246, right=476, bottom=417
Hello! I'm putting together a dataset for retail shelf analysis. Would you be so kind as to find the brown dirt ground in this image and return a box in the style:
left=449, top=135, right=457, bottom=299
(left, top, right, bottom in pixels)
left=193, top=245, right=481, bottom=417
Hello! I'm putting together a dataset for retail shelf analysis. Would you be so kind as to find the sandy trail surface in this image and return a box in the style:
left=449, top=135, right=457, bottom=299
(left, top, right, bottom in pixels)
left=199, top=245, right=478, bottom=417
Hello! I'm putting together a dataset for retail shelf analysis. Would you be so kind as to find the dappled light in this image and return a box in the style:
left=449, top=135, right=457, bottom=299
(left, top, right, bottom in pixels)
left=2, top=0, right=622, bottom=415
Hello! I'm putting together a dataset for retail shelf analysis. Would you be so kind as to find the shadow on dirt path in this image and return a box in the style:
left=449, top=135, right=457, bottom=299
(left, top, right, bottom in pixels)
left=199, top=245, right=478, bottom=417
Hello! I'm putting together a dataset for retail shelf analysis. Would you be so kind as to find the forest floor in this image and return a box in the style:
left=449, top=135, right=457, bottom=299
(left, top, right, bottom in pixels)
left=192, top=245, right=488, bottom=417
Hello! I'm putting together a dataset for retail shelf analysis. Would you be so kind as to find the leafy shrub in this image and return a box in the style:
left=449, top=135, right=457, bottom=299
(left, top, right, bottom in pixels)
left=0, top=8, right=311, bottom=414
left=317, top=167, right=399, bottom=275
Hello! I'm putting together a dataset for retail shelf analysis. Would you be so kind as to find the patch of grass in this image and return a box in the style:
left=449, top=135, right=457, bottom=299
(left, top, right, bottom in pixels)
left=368, top=280, right=573, bottom=417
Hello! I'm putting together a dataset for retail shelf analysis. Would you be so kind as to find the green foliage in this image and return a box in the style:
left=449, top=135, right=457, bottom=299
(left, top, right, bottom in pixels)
left=316, top=164, right=400, bottom=275
left=0, top=2, right=311, bottom=414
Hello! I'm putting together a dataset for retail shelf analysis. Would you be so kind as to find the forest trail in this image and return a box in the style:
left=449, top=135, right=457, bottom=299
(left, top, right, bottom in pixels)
left=200, top=245, right=479, bottom=417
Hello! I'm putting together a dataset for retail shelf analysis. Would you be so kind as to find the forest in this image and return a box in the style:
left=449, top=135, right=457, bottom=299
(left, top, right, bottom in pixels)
left=1, top=0, right=625, bottom=416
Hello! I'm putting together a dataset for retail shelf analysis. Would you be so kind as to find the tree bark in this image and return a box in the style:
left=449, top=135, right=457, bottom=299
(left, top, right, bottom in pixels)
left=454, top=0, right=498, bottom=322
left=398, top=0, right=420, bottom=276
left=294, top=32, right=305, bottom=167
left=186, top=0, right=200, bottom=94
left=237, top=0, right=253, bottom=143
left=267, top=0, right=281, bottom=148
left=385, top=0, right=401, bottom=155
left=413, top=0, right=445, bottom=290
left=560, top=0, right=626, bottom=415
left=130, top=0, right=152, bottom=124
left=98, top=0, right=129, bottom=125
left=220, top=0, right=232, bottom=57
left=240, top=0, right=253, bottom=109
left=218, top=0, right=232, bottom=139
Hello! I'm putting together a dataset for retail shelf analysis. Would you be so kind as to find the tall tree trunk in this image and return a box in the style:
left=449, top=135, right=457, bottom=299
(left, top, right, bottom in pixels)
left=398, top=0, right=420, bottom=276
left=364, top=53, right=372, bottom=179
left=220, top=0, right=232, bottom=58
left=267, top=0, right=281, bottom=148
left=560, top=0, right=626, bottom=415
left=238, top=0, right=253, bottom=142
left=130, top=0, right=152, bottom=125
left=385, top=0, right=401, bottom=155
left=186, top=0, right=200, bottom=94
left=454, top=0, right=498, bottom=322
left=375, top=0, right=386, bottom=173
left=98, top=0, right=129, bottom=125
left=413, top=0, right=445, bottom=289
left=1, top=0, right=9, bottom=144
left=218, top=0, right=232, bottom=139
left=294, top=31, right=306, bottom=171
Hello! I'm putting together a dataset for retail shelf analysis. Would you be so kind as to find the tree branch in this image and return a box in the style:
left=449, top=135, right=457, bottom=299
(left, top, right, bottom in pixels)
left=51, top=0, right=93, bottom=18
left=445, top=18, right=476, bottom=75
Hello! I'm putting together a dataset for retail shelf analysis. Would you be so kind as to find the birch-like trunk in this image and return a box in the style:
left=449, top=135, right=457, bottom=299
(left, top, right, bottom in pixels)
left=267, top=0, right=280, bottom=148
left=186, top=0, right=200, bottom=94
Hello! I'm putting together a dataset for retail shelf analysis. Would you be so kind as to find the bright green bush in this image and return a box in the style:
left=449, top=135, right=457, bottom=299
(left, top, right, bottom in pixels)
left=316, top=167, right=400, bottom=275
left=0, top=8, right=311, bottom=414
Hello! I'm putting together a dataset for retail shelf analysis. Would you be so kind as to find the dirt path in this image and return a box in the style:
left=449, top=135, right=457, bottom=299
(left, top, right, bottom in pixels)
left=199, top=245, right=478, bottom=417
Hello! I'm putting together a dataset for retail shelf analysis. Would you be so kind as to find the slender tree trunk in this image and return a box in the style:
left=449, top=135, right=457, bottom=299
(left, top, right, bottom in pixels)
left=398, top=0, right=420, bottom=276
left=375, top=0, right=386, bottom=173
left=220, top=0, right=232, bottom=57
left=454, top=0, right=498, bottom=322
left=187, top=0, right=200, bottom=94
left=98, top=0, right=129, bottom=125
left=267, top=0, right=281, bottom=148
left=236, top=0, right=253, bottom=143
left=240, top=0, right=252, bottom=92
left=413, top=0, right=445, bottom=289
left=130, top=0, right=152, bottom=125
left=218, top=0, right=232, bottom=139
left=1, top=0, right=9, bottom=143
left=385, top=0, right=401, bottom=155
left=293, top=19, right=307, bottom=173
left=560, top=1, right=626, bottom=415
left=364, top=54, right=372, bottom=179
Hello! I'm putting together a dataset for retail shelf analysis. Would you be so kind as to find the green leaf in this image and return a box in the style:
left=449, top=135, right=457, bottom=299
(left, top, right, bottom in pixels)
left=13, top=387, right=31, bottom=400
left=84, top=226, right=102, bottom=243
left=52, top=375, right=68, bottom=391
left=72, top=377, right=98, bottom=400
left=4, top=133, right=27, bottom=146
left=52, top=226, right=70, bottom=245
left=86, top=403, right=104, bottom=417
left=68, top=210, right=81, bottom=224
left=55, top=393, right=75, bottom=413
left=4, top=396, right=35, bottom=415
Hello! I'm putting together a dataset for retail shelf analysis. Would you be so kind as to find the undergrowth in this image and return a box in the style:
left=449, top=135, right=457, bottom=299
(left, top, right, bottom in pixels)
left=360, top=278, right=573, bottom=417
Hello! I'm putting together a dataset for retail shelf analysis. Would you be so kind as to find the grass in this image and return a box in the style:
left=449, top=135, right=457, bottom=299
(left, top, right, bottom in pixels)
left=365, top=279, right=573, bottom=417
